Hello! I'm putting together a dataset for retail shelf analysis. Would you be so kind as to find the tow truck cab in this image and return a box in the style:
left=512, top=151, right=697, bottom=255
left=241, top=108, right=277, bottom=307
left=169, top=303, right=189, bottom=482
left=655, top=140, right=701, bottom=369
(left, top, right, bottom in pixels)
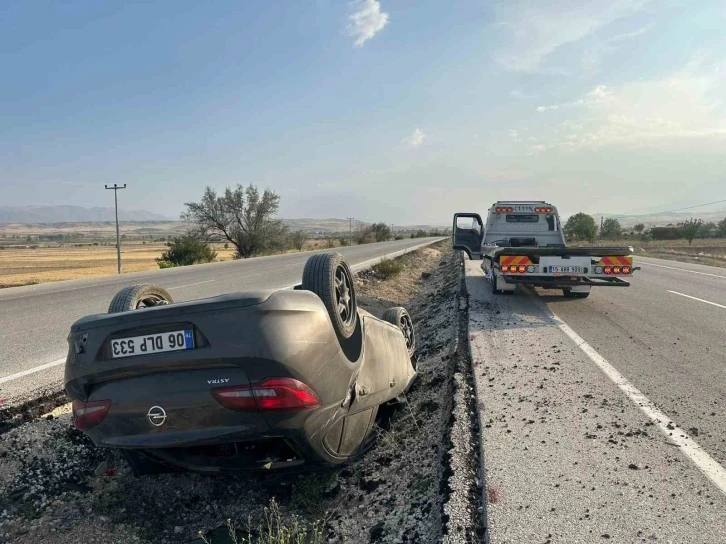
left=453, top=202, right=564, bottom=258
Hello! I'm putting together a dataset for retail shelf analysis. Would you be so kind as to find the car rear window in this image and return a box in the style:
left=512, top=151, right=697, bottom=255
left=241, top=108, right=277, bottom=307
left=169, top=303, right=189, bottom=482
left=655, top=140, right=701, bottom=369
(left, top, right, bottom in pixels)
left=505, top=214, right=539, bottom=223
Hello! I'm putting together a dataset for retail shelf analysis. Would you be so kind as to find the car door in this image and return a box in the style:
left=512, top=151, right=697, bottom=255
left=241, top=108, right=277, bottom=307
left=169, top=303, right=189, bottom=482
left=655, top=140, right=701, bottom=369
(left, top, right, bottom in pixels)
left=452, top=213, right=484, bottom=259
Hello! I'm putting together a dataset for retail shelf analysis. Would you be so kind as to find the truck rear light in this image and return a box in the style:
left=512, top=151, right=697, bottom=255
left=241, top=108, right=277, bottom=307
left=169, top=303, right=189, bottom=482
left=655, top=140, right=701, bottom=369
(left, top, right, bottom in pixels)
left=544, top=207, right=552, bottom=213
left=535, top=207, right=542, bottom=213
left=623, top=266, right=631, bottom=275
left=594, top=266, right=604, bottom=274
left=72, top=399, right=111, bottom=430
left=518, top=265, right=526, bottom=273
left=613, top=266, right=622, bottom=275
left=495, top=207, right=502, bottom=213
left=526, top=265, right=535, bottom=273
left=213, top=378, right=321, bottom=412
left=604, top=266, right=612, bottom=275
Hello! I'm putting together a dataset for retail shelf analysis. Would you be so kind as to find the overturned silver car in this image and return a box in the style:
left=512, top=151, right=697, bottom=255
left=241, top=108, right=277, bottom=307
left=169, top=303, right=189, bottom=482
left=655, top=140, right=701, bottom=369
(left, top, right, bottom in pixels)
left=64, top=253, right=416, bottom=474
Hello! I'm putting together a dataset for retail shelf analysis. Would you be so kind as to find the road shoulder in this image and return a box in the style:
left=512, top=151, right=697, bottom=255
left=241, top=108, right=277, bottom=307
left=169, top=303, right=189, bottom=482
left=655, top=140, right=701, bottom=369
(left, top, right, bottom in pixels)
left=465, top=260, right=726, bottom=543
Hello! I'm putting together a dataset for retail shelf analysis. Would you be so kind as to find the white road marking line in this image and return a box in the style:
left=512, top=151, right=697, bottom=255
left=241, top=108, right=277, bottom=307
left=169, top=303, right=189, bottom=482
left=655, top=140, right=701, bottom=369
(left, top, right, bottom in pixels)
left=639, top=261, right=726, bottom=279
left=528, top=292, right=726, bottom=497
left=668, top=290, right=726, bottom=310
left=0, top=358, right=66, bottom=385
left=167, top=279, right=218, bottom=290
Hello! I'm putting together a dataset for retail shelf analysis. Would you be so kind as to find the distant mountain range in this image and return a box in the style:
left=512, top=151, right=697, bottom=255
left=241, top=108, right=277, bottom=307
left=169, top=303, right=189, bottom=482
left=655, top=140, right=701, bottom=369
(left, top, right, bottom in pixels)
left=0, top=206, right=445, bottom=233
left=0, top=206, right=171, bottom=223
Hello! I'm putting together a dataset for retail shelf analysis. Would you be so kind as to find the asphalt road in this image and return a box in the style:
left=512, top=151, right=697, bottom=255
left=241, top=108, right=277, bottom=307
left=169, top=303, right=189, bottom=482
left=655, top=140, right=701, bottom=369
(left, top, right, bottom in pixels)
left=0, top=238, right=442, bottom=402
left=466, top=255, right=726, bottom=542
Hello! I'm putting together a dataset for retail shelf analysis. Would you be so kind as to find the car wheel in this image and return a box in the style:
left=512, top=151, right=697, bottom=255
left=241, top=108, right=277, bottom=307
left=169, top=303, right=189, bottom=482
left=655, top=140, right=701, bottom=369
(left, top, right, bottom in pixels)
left=302, top=253, right=358, bottom=340
left=382, top=306, right=416, bottom=360
left=108, top=284, right=174, bottom=313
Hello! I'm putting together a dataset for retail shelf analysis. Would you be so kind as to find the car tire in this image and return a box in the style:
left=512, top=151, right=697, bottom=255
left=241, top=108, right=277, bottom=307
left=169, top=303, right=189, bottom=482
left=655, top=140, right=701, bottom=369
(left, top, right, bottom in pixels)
left=382, top=306, right=416, bottom=359
left=108, top=284, right=174, bottom=313
left=302, top=253, right=358, bottom=340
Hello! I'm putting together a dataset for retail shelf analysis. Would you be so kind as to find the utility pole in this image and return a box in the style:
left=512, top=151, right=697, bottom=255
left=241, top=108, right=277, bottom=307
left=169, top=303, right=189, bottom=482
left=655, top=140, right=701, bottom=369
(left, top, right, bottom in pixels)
left=105, top=183, right=127, bottom=274
left=347, top=217, right=354, bottom=246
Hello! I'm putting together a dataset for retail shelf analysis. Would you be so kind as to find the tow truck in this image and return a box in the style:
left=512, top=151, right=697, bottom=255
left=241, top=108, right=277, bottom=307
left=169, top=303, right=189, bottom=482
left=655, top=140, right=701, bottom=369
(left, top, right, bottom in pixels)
left=453, top=202, right=638, bottom=298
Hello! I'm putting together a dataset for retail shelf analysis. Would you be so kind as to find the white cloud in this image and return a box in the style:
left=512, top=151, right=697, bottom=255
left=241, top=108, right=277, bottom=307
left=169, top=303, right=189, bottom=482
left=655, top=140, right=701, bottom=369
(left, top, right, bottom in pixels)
left=491, top=1, right=651, bottom=72
left=526, top=59, right=726, bottom=151
left=348, top=0, right=390, bottom=47
left=403, top=128, right=426, bottom=147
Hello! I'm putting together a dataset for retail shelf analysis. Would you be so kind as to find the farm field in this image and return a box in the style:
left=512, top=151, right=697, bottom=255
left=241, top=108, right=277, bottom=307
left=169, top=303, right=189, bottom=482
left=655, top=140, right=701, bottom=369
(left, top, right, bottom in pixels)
left=0, top=238, right=351, bottom=288
left=575, top=238, right=726, bottom=268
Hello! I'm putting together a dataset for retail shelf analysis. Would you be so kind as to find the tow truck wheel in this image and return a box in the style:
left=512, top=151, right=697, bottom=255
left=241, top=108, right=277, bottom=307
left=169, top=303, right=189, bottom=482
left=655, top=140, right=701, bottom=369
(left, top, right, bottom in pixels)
left=563, top=288, right=590, bottom=299
left=491, top=275, right=503, bottom=295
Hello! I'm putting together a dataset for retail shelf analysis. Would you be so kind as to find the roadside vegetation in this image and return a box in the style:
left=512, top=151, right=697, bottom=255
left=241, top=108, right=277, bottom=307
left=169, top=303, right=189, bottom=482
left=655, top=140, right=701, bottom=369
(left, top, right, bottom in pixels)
left=156, top=234, right=218, bottom=268
left=564, top=211, right=726, bottom=267
left=0, top=184, right=451, bottom=286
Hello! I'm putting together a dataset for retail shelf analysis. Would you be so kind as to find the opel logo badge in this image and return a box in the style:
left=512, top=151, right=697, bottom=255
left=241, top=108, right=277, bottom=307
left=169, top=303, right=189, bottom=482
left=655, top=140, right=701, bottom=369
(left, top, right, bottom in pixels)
left=147, top=405, right=167, bottom=427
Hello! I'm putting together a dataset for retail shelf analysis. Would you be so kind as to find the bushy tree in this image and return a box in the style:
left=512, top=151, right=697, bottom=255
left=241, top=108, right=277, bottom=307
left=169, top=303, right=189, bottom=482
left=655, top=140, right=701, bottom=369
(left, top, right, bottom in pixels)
left=289, top=230, right=308, bottom=252
left=680, top=218, right=703, bottom=245
left=371, top=223, right=392, bottom=242
left=563, top=213, right=597, bottom=242
left=157, top=235, right=217, bottom=268
left=182, top=184, right=288, bottom=258
left=601, top=218, right=622, bottom=240
left=634, top=223, right=645, bottom=233
left=718, top=217, right=726, bottom=238
left=697, top=221, right=716, bottom=239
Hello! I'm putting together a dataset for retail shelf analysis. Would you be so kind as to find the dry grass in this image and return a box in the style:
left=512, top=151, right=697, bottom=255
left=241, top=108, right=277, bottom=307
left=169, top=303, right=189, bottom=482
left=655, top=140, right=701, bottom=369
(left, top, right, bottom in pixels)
left=0, top=238, right=344, bottom=288
left=0, top=243, right=236, bottom=288
left=573, top=238, right=726, bottom=268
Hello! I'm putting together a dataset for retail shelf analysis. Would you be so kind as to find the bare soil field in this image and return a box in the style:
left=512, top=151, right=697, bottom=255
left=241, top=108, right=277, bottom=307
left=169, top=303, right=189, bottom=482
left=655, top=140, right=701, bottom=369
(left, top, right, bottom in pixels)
left=0, top=244, right=236, bottom=288
left=0, top=239, right=344, bottom=289
left=0, top=242, right=482, bottom=544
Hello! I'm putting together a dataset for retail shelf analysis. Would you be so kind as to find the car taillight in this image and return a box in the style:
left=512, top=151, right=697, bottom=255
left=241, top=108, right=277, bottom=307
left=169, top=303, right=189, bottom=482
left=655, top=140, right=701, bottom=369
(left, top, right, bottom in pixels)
left=72, top=399, right=111, bottom=430
left=213, top=378, right=321, bottom=412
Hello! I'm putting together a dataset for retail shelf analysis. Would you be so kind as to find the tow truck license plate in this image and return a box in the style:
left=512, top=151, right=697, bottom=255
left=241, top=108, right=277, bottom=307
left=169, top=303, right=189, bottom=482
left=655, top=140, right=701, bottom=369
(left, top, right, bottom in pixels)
left=111, top=330, right=194, bottom=359
left=549, top=266, right=582, bottom=273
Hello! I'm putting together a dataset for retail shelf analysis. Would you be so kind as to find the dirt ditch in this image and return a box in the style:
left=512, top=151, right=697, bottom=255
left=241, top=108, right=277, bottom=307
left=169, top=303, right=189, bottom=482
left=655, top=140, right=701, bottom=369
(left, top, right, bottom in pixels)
left=0, top=243, right=482, bottom=544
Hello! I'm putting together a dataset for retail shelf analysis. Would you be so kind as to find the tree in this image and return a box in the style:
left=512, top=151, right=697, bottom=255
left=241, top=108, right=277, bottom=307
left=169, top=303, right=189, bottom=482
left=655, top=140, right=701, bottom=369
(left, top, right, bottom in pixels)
left=634, top=223, right=645, bottom=233
left=289, top=230, right=308, bottom=252
left=717, top=217, right=726, bottom=238
left=697, top=221, right=716, bottom=239
left=325, top=233, right=336, bottom=248
left=370, top=223, right=392, bottom=242
left=563, top=213, right=597, bottom=242
left=156, top=234, right=217, bottom=268
left=600, top=218, right=622, bottom=240
left=182, top=184, right=288, bottom=258
left=680, top=218, right=703, bottom=245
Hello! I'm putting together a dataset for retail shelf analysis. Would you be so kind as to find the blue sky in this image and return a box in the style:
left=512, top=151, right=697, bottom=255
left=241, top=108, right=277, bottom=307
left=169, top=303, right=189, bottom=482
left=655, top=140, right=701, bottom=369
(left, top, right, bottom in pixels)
left=1, top=0, right=725, bottom=224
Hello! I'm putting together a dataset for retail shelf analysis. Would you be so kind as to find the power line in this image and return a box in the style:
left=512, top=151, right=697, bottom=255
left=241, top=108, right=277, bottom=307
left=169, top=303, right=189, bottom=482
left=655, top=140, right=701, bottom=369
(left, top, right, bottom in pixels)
left=628, top=198, right=726, bottom=217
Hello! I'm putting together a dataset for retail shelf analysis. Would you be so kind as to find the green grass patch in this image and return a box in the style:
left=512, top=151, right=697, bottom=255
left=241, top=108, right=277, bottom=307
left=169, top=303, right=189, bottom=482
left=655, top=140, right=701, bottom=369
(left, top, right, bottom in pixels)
left=371, top=258, right=404, bottom=279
